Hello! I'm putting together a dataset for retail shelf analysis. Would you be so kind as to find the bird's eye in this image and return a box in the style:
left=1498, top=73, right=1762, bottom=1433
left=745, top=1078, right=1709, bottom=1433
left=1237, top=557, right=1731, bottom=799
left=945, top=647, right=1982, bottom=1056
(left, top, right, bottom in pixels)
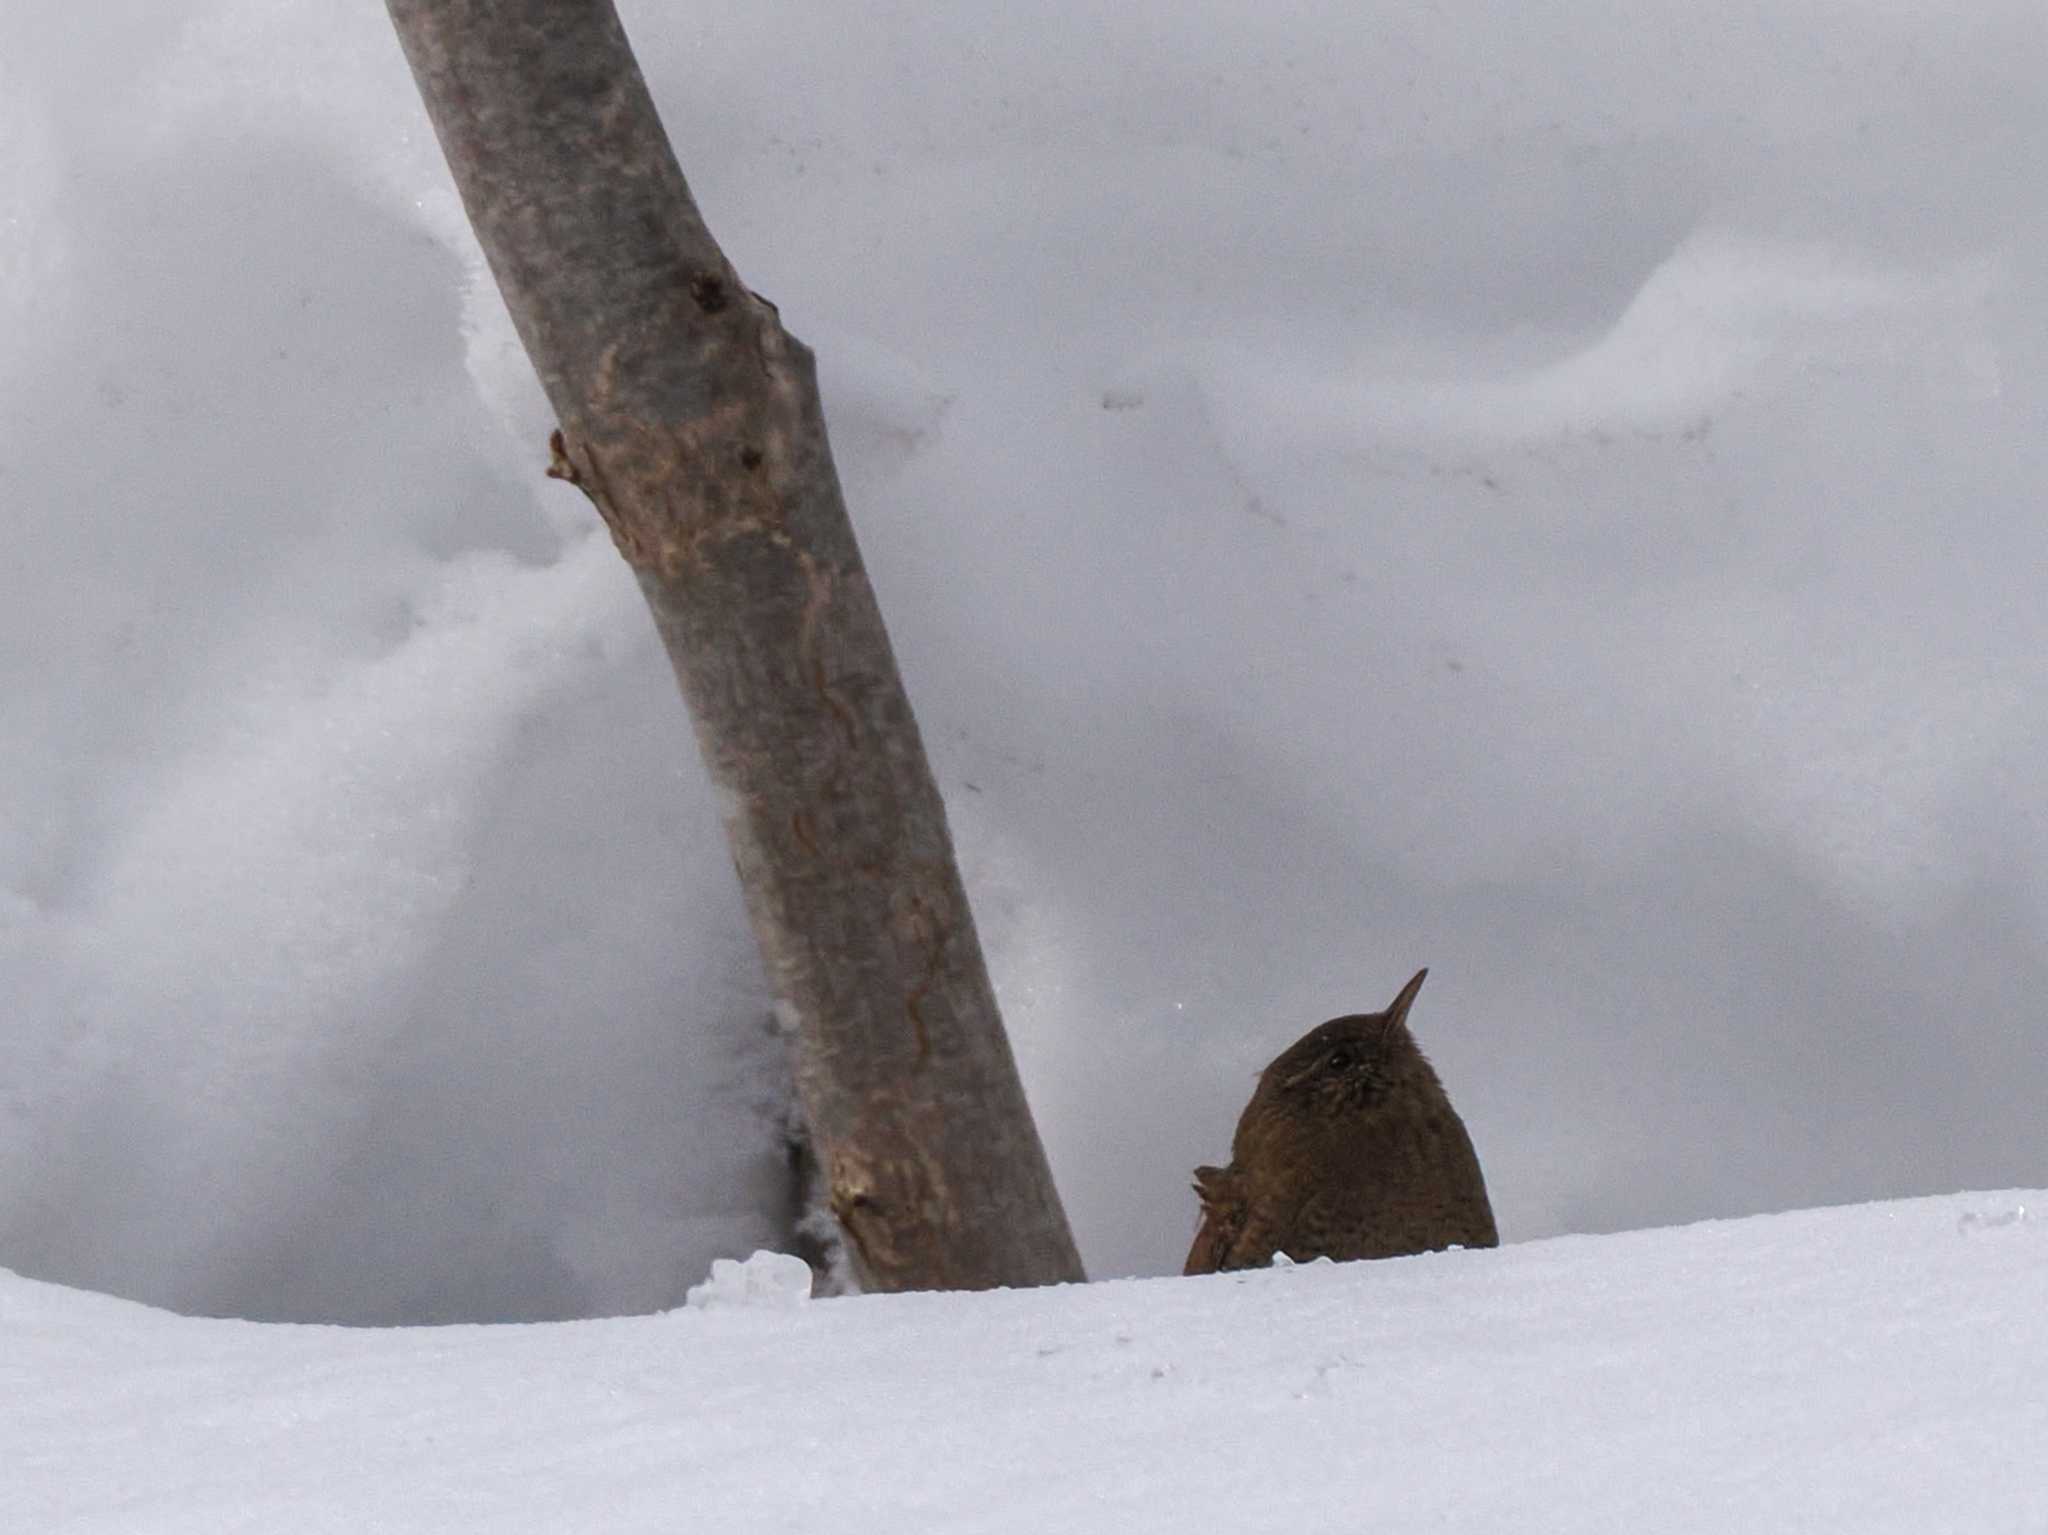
left=1325, top=1048, right=1353, bottom=1073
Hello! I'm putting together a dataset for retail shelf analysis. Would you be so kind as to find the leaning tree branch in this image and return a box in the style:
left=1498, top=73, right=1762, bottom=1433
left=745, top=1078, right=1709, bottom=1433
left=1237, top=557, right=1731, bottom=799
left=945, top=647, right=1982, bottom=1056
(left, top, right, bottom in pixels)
left=385, top=0, right=1082, bottom=1291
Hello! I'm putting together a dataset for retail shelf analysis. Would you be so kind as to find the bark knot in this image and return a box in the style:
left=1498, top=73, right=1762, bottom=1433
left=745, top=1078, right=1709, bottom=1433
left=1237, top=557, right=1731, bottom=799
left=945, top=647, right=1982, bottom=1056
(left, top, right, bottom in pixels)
left=688, top=270, right=730, bottom=313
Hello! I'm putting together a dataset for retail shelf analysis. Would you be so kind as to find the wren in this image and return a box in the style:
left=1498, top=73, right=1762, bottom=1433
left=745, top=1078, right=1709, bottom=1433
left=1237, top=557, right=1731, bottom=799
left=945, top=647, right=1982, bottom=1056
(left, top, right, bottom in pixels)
left=1185, top=968, right=1497, bottom=1273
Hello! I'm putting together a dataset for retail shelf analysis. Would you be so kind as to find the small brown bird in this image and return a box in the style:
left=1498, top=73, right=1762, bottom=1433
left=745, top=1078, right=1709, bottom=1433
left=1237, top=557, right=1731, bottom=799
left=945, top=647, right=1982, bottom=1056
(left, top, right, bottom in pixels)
left=1185, top=968, right=1497, bottom=1274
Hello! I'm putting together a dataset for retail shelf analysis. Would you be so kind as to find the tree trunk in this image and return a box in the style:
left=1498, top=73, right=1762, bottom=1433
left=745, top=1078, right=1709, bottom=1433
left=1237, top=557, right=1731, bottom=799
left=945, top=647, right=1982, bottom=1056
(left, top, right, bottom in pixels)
left=385, top=0, right=1083, bottom=1292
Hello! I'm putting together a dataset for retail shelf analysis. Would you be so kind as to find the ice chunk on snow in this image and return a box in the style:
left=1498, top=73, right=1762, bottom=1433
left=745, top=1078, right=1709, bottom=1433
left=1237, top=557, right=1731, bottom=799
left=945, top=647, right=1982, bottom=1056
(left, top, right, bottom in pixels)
left=685, top=1250, right=814, bottom=1311
left=1268, top=1252, right=1335, bottom=1270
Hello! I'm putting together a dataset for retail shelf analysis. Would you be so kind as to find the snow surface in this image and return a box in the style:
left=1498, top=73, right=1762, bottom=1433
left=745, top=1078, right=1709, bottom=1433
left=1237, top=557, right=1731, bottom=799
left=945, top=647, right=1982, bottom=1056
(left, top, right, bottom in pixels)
left=6, top=1192, right=2046, bottom=1532
left=5, top=0, right=2048, bottom=1321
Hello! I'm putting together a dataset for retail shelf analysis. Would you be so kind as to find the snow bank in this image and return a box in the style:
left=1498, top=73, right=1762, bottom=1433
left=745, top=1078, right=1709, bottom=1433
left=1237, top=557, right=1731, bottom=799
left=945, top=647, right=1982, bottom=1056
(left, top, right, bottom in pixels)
left=5, top=1192, right=2044, bottom=1532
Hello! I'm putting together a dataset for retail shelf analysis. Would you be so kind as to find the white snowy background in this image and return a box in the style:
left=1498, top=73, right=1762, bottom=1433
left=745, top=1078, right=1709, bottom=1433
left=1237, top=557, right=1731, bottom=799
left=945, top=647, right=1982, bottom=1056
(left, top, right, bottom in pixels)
left=4, top=0, right=2047, bottom=1324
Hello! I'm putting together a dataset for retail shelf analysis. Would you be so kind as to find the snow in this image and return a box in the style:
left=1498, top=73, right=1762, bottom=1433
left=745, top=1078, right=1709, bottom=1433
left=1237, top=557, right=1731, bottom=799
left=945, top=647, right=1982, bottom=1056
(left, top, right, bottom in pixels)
left=5, top=0, right=2048, bottom=1322
left=685, top=1249, right=814, bottom=1311
left=6, top=1192, right=2046, bottom=1531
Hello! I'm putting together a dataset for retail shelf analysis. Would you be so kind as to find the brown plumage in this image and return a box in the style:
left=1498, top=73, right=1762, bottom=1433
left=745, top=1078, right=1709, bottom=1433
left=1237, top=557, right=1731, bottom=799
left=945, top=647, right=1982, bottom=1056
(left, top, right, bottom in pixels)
left=1185, top=968, right=1497, bottom=1274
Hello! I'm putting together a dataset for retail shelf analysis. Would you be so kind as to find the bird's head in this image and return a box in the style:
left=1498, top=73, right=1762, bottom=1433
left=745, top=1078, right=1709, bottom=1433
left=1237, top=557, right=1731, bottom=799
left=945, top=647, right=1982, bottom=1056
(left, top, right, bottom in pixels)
left=1234, top=968, right=1440, bottom=1155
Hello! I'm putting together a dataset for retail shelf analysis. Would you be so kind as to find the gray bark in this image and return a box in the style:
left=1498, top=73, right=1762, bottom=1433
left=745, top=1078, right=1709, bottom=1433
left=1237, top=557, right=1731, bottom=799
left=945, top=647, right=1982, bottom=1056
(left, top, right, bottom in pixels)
left=385, top=0, right=1083, bottom=1291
